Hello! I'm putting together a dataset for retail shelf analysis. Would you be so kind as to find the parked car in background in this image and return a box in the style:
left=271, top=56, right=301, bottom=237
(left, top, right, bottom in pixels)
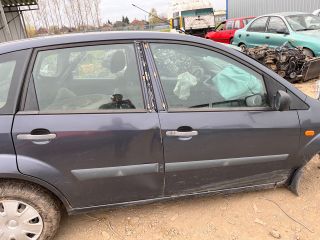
left=313, top=9, right=320, bottom=16
left=205, top=17, right=255, bottom=44
left=232, top=12, right=320, bottom=57
left=1, top=32, right=320, bottom=239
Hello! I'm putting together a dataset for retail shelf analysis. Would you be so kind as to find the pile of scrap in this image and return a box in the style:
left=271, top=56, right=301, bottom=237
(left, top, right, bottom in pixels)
left=243, top=42, right=320, bottom=83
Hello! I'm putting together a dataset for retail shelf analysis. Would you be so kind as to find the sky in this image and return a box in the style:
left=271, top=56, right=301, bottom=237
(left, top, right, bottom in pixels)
left=100, top=0, right=226, bottom=22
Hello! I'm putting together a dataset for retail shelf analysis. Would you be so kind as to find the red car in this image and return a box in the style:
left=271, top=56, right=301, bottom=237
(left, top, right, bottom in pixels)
left=206, top=17, right=255, bottom=44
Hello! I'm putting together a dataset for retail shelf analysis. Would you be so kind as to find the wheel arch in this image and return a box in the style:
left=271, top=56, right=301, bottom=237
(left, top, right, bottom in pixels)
left=0, top=174, right=72, bottom=213
left=302, top=47, right=315, bottom=57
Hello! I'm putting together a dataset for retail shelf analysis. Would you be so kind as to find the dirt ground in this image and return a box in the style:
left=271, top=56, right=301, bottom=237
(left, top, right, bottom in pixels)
left=55, top=81, right=320, bottom=240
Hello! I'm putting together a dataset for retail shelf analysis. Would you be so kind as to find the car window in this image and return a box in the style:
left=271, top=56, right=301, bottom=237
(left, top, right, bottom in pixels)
left=150, top=44, right=268, bottom=110
left=0, top=60, right=16, bottom=109
left=32, top=44, right=145, bottom=112
left=268, top=17, right=288, bottom=33
left=286, top=14, right=320, bottom=31
left=226, top=21, right=234, bottom=30
left=234, top=20, right=241, bottom=29
left=216, top=22, right=226, bottom=31
left=243, top=18, right=254, bottom=25
left=248, top=17, right=268, bottom=32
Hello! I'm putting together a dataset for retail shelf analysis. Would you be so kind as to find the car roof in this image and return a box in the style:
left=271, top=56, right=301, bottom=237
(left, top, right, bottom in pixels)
left=0, top=31, right=215, bottom=55
left=261, top=12, right=309, bottom=17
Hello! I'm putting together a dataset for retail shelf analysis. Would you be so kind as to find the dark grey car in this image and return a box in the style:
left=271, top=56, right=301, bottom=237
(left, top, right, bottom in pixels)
left=0, top=32, right=319, bottom=240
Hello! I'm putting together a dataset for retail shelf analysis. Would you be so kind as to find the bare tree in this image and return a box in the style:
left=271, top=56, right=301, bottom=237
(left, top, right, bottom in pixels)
left=23, top=0, right=102, bottom=36
left=93, top=0, right=101, bottom=28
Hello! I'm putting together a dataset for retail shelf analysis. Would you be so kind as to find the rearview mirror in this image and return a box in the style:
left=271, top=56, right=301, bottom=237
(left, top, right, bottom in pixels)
left=274, top=90, right=291, bottom=111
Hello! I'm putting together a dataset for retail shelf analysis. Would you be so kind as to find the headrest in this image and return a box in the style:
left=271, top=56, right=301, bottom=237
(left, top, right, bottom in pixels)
left=110, top=51, right=126, bottom=73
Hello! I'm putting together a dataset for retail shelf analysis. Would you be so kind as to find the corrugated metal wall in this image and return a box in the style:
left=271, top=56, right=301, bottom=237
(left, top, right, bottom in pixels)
left=228, top=0, right=320, bottom=18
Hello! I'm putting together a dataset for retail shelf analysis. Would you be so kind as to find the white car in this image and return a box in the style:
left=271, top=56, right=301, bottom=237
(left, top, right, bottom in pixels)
left=313, top=9, right=320, bottom=16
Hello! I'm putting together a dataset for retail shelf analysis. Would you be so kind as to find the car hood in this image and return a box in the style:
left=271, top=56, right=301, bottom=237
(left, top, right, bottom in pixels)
left=295, top=29, right=320, bottom=39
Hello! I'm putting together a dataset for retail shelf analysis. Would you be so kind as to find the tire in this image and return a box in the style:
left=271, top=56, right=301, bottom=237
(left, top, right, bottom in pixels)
left=303, top=48, right=314, bottom=58
left=239, top=43, right=247, bottom=52
left=230, top=38, right=234, bottom=44
left=0, top=181, right=61, bottom=240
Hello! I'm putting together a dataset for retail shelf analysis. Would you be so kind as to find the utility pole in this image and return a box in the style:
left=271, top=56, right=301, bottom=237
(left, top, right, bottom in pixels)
left=0, top=2, right=12, bottom=41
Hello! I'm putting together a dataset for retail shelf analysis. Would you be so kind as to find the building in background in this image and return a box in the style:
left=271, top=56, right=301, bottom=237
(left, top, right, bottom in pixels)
left=227, top=0, right=320, bottom=19
left=0, top=0, right=38, bottom=42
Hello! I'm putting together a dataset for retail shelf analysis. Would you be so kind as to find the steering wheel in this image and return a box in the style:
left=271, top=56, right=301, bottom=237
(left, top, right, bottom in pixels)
left=46, top=94, right=109, bottom=111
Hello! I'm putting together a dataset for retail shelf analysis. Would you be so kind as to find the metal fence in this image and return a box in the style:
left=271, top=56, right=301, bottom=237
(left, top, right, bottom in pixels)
left=228, top=0, right=320, bottom=18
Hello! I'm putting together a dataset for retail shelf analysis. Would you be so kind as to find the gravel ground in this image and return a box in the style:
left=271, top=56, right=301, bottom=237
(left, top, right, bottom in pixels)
left=54, top=80, right=320, bottom=240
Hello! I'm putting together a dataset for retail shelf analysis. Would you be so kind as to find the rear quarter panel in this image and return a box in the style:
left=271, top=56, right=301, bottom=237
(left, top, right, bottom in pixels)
left=0, top=115, right=19, bottom=175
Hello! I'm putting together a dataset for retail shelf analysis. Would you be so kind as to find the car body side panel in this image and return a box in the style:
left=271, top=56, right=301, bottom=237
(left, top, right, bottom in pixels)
left=297, top=97, right=320, bottom=164
left=158, top=110, right=300, bottom=195
left=0, top=115, right=18, bottom=174
left=12, top=113, right=164, bottom=208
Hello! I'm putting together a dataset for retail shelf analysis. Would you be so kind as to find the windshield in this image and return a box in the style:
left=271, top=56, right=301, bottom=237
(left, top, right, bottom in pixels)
left=286, top=14, right=320, bottom=31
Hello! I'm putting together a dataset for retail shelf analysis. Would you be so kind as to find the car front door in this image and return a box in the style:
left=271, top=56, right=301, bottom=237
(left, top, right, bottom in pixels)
left=12, top=42, right=164, bottom=208
left=147, top=42, right=300, bottom=196
left=245, top=17, right=270, bottom=47
left=265, top=17, right=291, bottom=48
left=220, top=20, right=234, bottom=43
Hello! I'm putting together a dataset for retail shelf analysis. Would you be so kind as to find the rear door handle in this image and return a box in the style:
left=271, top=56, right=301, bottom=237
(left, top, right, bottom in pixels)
left=166, top=131, right=198, bottom=137
left=246, top=34, right=250, bottom=37
left=17, top=134, right=57, bottom=141
left=266, top=36, right=270, bottom=39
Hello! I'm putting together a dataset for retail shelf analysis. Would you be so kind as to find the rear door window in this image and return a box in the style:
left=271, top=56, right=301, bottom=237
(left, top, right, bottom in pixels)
left=226, top=21, right=234, bottom=30
left=248, top=17, right=269, bottom=32
left=32, top=44, right=145, bottom=112
left=234, top=20, right=241, bottom=29
left=267, top=17, right=288, bottom=33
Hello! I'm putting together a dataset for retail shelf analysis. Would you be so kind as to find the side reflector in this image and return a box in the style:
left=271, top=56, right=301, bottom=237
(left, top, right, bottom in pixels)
left=305, top=130, right=315, bottom=137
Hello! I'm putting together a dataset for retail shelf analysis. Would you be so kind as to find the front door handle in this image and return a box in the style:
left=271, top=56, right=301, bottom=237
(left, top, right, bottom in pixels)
left=17, top=134, right=57, bottom=141
left=166, top=131, right=198, bottom=137
left=266, top=36, right=270, bottom=39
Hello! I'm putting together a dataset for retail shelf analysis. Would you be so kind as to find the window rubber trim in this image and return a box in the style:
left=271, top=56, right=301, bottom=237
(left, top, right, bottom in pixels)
left=144, top=40, right=273, bottom=113
left=19, top=40, right=151, bottom=114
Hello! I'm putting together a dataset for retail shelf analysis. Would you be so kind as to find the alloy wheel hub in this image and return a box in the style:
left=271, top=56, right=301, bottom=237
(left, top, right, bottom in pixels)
left=0, top=200, right=43, bottom=240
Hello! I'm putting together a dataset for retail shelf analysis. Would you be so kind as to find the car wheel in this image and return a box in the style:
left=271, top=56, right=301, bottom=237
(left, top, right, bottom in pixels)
left=239, top=43, right=247, bottom=52
left=303, top=48, right=314, bottom=58
left=0, top=181, right=61, bottom=240
left=230, top=38, right=234, bottom=44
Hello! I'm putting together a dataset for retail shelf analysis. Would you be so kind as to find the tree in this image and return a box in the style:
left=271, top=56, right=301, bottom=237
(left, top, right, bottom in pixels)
left=148, top=8, right=163, bottom=25
left=125, top=16, right=130, bottom=24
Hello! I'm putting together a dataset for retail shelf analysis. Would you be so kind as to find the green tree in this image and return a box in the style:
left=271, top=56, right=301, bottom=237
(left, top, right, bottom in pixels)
left=125, top=16, right=130, bottom=24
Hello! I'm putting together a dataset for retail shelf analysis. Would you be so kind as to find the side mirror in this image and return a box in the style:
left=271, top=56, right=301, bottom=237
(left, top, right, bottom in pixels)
left=276, top=29, right=289, bottom=35
left=274, top=90, right=291, bottom=111
left=245, top=94, right=263, bottom=107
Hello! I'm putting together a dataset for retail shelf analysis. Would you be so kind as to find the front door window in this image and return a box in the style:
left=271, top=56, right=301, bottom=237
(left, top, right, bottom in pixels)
left=150, top=43, right=269, bottom=110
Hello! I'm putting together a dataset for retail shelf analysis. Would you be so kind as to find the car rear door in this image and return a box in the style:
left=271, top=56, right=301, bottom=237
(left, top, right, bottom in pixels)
left=12, top=42, right=164, bottom=209
left=265, top=17, right=291, bottom=48
left=245, top=17, right=270, bottom=47
left=146, top=42, right=300, bottom=196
